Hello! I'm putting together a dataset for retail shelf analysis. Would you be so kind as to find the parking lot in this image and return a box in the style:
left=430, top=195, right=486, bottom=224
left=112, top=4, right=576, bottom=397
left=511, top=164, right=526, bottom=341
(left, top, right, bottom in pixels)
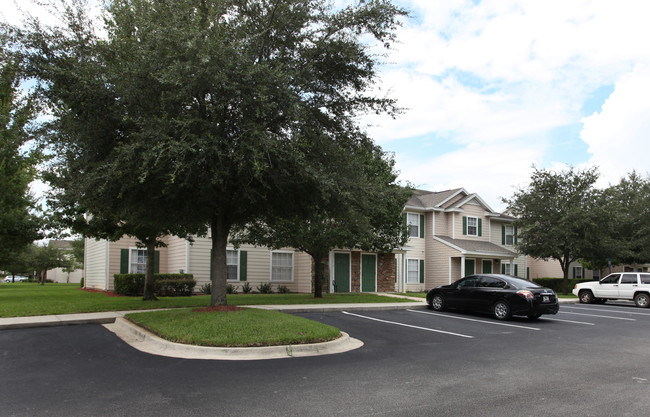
left=3, top=301, right=650, bottom=416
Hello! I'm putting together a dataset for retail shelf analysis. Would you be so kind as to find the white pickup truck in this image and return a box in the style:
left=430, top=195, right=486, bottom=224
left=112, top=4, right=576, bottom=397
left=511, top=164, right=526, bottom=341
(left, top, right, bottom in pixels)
left=573, top=272, right=650, bottom=308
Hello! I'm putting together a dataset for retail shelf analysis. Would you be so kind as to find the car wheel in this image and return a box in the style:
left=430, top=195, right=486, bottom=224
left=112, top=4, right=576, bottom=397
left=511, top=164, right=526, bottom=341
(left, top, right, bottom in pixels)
left=429, top=294, right=445, bottom=311
left=634, top=293, right=650, bottom=308
left=493, top=300, right=511, bottom=320
left=578, top=290, right=594, bottom=304
left=527, top=312, right=542, bottom=320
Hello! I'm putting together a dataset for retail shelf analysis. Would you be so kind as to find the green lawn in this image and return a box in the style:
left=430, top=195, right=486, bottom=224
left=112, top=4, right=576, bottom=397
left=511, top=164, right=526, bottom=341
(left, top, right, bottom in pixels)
left=126, top=308, right=341, bottom=347
left=0, top=282, right=412, bottom=318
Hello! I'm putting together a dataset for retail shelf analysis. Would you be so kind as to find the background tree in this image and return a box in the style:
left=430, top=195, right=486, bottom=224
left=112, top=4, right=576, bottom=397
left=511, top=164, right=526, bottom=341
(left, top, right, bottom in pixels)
left=504, top=166, right=606, bottom=294
left=29, top=243, right=70, bottom=284
left=233, top=138, right=411, bottom=298
left=0, top=34, right=42, bottom=270
left=603, top=171, right=650, bottom=267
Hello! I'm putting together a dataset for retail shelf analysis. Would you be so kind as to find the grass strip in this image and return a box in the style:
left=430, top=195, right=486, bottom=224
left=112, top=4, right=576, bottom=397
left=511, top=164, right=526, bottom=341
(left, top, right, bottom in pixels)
left=0, top=283, right=412, bottom=317
left=125, top=308, right=341, bottom=347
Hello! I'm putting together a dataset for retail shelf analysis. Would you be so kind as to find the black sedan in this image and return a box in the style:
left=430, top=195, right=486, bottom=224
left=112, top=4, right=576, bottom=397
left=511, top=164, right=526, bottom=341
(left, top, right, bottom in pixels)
left=426, top=274, right=559, bottom=320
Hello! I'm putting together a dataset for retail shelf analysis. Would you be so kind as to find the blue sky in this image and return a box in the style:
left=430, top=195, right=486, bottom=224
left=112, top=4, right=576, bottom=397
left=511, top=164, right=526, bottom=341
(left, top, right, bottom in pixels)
left=5, top=0, right=650, bottom=212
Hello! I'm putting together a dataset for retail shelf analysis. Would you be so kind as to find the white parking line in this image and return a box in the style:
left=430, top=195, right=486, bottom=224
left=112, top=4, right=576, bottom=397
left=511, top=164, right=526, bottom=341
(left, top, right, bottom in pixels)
left=567, top=306, right=650, bottom=316
left=341, top=311, right=474, bottom=339
left=407, top=309, right=541, bottom=331
left=561, top=311, right=636, bottom=321
left=541, top=317, right=595, bottom=325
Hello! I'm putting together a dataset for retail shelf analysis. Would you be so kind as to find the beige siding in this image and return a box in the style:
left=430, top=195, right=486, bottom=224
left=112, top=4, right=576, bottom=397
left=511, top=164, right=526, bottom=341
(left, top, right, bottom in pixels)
left=49, top=267, right=83, bottom=284
left=166, top=236, right=188, bottom=274
left=428, top=240, right=461, bottom=287
left=528, top=257, right=563, bottom=279
left=455, top=204, right=489, bottom=242
left=84, top=238, right=108, bottom=289
left=187, top=237, right=312, bottom=293
left=106, top=238, right=169, bottom=290
left=434, top=211, right=447, bottom=236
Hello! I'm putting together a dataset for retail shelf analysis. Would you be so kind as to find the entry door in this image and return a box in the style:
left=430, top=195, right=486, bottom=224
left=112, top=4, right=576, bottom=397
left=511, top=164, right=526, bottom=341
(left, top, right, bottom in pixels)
left=482, top=260, right=492, bottom=274
left=361, top=254, right=376, bottom=292
left=334, top=253, right=350, bottom=292
left=465, top=259, right=475, bottom=276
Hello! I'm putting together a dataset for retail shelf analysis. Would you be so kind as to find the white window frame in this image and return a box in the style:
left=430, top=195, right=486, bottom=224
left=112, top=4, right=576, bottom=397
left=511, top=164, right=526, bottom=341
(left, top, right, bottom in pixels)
left=129, top=248, right=147, bottom=274
left=503, top=263, right=511, bottom=276
left=467, top=216, right=478, bottom=237
left=504, top=225, right=514, bottom=246
left=406, top=258, right=420, bottom=284
left=407, top=213, right=420, bottom=238
left=271, top=251, right=294, bottom=282
left=573, top=266, right=583, bottom=279
left=226, top=249, right=239, bottom=281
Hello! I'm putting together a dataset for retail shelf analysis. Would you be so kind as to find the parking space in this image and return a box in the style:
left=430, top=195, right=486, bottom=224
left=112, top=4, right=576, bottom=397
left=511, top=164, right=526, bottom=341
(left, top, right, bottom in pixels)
left=297, top=301, right=650, bottom=346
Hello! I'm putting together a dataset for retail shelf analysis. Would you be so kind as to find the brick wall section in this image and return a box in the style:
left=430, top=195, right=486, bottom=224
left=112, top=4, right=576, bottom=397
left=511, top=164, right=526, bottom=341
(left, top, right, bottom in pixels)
left=377, top=253, right=396, bottom=292
left=351, top=252, right=361, bottom=292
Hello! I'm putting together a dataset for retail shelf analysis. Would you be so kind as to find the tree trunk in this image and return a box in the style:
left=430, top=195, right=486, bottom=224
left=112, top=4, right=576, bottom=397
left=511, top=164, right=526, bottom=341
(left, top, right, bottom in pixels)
left=560, top=257, right=570, bottom=295
left=210, top=215, right=230, bottom=306
left=142, top=240, right=158, bottom=301
left=312, top=252, right=326, bottom=298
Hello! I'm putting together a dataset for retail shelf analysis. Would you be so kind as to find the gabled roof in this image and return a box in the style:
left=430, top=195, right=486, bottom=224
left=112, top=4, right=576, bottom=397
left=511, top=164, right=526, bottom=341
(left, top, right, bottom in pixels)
left=434, top=236, right=517, bottom=258
left=405, top=188, right=500, bottom=215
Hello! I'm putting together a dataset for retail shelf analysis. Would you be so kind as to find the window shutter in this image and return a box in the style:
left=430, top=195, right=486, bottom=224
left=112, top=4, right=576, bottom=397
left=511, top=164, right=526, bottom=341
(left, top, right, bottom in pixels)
left=463, top=216, right=467, bottom=235
left=502, top=225, right=506, bottom=245
left=501, top=264, right=505, bottom=274
left=120, top=249, right=129, bottom=274
left=419, top=259, right=425, bottom=284
left=514, top=264, right=518, bottom=276
left=403, top=213, right=407, bottom=227
left=240, top=251, right=247, bottom=281
left=154, top=250, right=160, bottom=274
left=572, top=267, right=576, bottom=279
left=514, top=226, right=518, bottom=245
left=419, top=214, right=425, bottom=238
left=478, top=219, right=482, bottom=237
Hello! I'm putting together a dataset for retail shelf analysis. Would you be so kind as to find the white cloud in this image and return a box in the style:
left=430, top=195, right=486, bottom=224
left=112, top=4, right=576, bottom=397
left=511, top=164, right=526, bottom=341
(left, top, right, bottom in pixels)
left=581, top=64, right=650, bottom=185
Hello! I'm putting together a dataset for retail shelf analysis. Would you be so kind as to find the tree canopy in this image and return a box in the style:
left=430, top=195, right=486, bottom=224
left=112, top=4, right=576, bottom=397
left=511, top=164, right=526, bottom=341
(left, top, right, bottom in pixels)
left=0, top=36, right=42, bottom=269
left=15, top=0, right=408, bottom=304
left=503, top=166, right=606, bottom=293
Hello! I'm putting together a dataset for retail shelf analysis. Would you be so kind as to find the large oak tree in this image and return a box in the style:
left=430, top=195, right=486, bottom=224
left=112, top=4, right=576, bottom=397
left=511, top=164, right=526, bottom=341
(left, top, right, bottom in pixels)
left=17, top=0, right=407, bottom=305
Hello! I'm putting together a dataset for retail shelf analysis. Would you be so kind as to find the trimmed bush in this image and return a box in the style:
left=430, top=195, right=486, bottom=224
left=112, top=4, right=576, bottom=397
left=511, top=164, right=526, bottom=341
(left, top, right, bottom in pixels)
left=200, top=282, right=211, bottom=295
left=241, top=282, right=252, bottom=294
left=533, top=277, right=591, bottom=293
left=114, top=273, right=196, bottom=296
left=256, top=282, right=273, bottom=294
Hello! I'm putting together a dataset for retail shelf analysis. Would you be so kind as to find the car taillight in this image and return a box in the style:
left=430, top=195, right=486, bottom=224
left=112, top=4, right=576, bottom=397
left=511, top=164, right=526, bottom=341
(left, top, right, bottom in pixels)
left=517, top=290, right=534, bottom=300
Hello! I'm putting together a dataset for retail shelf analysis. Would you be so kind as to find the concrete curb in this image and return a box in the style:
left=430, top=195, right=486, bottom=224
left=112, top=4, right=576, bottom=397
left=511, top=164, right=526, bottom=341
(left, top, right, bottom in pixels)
left=103, top=317, right=364, bottom=360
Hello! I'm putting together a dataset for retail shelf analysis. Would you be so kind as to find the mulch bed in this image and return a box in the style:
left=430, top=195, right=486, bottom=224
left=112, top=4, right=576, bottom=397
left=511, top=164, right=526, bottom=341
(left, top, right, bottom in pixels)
left=192, top=305, right=244, bottom=312
left=80, top=287, right=124, bottom=297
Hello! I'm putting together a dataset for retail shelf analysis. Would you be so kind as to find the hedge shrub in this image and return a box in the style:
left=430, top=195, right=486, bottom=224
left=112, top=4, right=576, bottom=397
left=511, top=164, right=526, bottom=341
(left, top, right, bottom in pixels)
left=532, top=277, right=591, bottom=293
left=114, top=273, right=196, bottom=296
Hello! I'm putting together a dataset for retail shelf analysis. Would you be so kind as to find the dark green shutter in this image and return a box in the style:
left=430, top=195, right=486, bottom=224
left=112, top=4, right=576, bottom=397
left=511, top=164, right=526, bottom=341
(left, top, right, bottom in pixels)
left=514, top=226, right=518, bottom=245
left=419, top=259, right=425, bottom=284
left=419, top=214, right=425, bottom=238
left=502, top=225, right=506, bottom=244
left=478, top=219, right=482, bottom=237
left=154, top=250, right=160, bottom=273
left=402, top=213, right=407, bottom=227
left=501, top=264, right=505, bottom=274
left=120, top=249, right=129, bottom=274
left=463, top=216, right=467, bottom=235
left=572, top=267, right=576, bottom=278
left=240, top=251, right=247, bottom=281
left=514, top=264, right=518, bottom=277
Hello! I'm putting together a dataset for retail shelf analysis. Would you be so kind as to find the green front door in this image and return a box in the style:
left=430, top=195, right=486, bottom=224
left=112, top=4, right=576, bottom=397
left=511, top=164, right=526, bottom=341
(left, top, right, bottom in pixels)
left=482, top=260, right=492, bottom=274
left=334, top=253, right=350, bottom=292
left=361, top=254, right=376, bottom=292
left=465, top=259, right=475, bottom=276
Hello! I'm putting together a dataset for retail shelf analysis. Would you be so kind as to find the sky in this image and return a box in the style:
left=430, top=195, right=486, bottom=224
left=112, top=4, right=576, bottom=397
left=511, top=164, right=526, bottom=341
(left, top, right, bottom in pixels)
left=4, top=0, right=650, bottom=212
